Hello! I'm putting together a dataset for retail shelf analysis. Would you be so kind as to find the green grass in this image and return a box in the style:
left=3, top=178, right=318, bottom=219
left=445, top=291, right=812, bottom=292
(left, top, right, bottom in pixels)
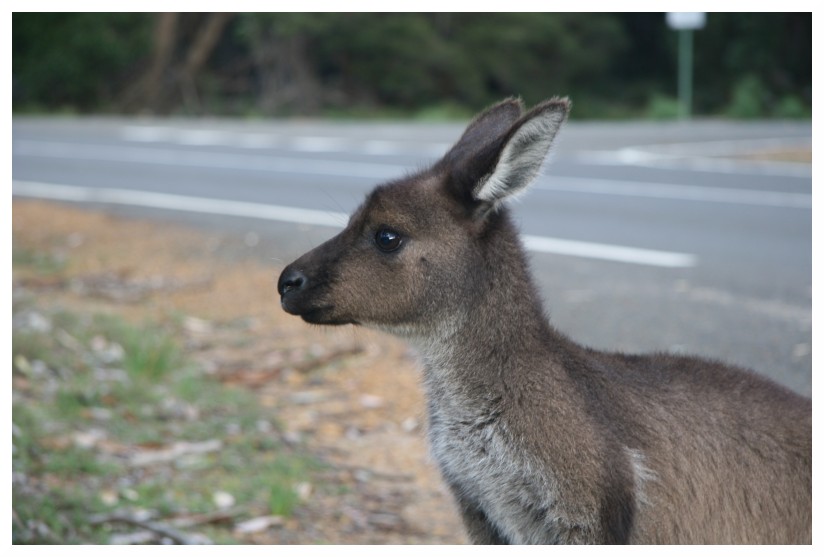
left=12, top=254, right=325, bottom=543
left=13, top=246, right=67, bottom=275
left=87, top=313, right=182, bottom=382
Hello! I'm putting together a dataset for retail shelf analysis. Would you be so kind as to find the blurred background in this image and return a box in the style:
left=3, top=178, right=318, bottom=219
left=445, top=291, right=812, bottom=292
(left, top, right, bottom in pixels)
left=12, top=12, right=812, bottom=545
left=12, top=12, right=812, bottom=119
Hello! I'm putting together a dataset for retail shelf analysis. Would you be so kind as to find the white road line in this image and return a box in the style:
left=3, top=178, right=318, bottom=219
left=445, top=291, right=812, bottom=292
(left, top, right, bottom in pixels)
left=236, top=134, right=278, bottom=149
left=176, top=129, right=231, bottom=146
left=576, top=147, right=811, bottom=178
left=363, top=140, right=403, bottom=155
left=15, top=139, right=809, bottom=209
left=13, top=139, right=812, bottom=209
left=12, top=180, right=347, bottom=227
left=12, top=181, right=697, bottom=268
left=116, top=125, right=811, bottom=178
left=119, top=125, right=450, bottom=157
left=522, top=235, right=695, bottom=268
left=537, top=175, right=811, bottom=209
left=290, top=136, right=349, bottom=152
left=14, top=140, right=402, bottom=180
left=120, top=126, right=175, bottom=142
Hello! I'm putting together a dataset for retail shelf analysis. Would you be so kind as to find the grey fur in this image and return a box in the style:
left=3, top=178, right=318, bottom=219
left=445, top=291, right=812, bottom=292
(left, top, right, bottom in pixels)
left=278, top=97, right=812, bottom=544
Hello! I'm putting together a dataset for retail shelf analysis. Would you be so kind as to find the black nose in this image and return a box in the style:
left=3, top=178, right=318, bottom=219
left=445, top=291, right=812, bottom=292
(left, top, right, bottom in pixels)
left=278, top=268, right=307, bottom=296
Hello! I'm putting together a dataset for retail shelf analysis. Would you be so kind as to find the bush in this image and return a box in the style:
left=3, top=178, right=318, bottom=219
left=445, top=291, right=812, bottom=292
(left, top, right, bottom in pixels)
left=725, top=75, right=768, bottom=119
left=13, top=13, right=151, bottom=112
left=645, top=94, right=682, bottom=120
left=773, top=95, right=809, bottom=119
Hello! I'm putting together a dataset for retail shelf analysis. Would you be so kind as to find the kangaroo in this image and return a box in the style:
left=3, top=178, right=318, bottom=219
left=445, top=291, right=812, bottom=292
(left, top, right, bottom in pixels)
left=277, top=98, right=812, bottom=544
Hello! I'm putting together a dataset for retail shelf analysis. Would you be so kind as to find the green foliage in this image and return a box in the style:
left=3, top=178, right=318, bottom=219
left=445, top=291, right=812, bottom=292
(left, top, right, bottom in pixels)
left=13, top=480, right=109, bottom=544
left=13, top=13, right=151, bottom=111
left=12, top=302, right=324, bottom=543
left=773, top=95, right=809, bottom=119
left=693, top=13, right=811, bottom=116
left=13, top=246, right=67, bottom=274
left=725, top=75, right=767, bottom=119
left=12, top=13, right=812, bottom=118
left=645, top=94, right=682, bottom=120
left=269, top=482, right=300, bottom=517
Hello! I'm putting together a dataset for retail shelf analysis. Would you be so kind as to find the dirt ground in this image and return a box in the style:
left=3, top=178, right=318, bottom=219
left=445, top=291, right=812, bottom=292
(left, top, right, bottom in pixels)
left=12, top=199, right=467, bottom=544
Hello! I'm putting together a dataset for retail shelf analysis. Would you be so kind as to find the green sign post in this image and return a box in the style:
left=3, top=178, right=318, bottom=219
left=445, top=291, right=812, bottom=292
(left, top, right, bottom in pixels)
left=666, top=12, right=706, bottom=119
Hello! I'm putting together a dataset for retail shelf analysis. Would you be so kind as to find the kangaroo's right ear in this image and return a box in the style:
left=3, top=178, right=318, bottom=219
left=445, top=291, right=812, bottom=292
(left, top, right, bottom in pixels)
left=437, top=98, right=523, bottom=202
left=439, top=97, right=570, bottom=216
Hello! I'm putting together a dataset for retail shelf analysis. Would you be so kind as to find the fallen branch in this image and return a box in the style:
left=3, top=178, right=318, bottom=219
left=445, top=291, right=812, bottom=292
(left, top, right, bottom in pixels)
left=129, top=439, right=223, bottom=467
left=90, top=511, right=212, bottom=545
left=170, top=508, right=243, bottom=529
left=219, top=345, right=365, bottom=387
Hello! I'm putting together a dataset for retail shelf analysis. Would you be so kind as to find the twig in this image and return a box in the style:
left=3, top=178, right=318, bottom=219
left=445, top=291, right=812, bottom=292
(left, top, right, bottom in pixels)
left=128, top=439, right=223, bottom=467
left=291, top=345, right=365, bottom=374
left=336, top=464, right=416, bottom=482
left=90, top=511, right=212, bottom=545
left=170, top=507, right=243, bottom=529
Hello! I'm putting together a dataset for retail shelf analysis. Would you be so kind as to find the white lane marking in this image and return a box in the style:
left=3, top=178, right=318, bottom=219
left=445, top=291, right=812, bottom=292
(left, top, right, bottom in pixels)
left=176, top=129, right=231, bottom=146
left=629, top=137, right=811, bottom=157
left=236, top=134, right=278, bottom=149
left=12, top=181, right=697, bottom=268
left=12, top=181, right=347, bottom=228
left=120, top=126, right=176, bottom=142
left=576, top=141, right=811, bottom=178
left=119, top=125, right=451, bottom=157
left=522, top=235, right=695, bottom=268
left=15, top=139, right=810, bottom=209
left=363, top=140, right=403, bottom=155
left=290, top=136, right=349, bottom=152
left=117, top=124, right=810, bottom=178
left=13, top=140, right=403, bottom=180
left=536, top=175, right=811, bottom=209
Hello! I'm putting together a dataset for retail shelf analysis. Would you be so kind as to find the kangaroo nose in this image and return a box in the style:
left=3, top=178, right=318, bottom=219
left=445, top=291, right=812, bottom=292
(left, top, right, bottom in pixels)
left=278, top=268, right=307, bottom=296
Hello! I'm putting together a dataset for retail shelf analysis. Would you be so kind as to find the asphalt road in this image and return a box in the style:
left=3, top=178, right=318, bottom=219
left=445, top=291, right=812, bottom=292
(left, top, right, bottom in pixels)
left=12, top=116, right=812, bottom=396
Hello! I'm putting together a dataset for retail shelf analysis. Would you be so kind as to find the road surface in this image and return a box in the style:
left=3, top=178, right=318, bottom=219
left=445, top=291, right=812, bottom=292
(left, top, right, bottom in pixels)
left=12, top=116, right=812, bottom=395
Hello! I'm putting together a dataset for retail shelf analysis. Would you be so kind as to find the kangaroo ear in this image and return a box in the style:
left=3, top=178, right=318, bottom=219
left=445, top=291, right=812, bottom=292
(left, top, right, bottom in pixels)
left=443, top=97, right=524, bottom=165
left=438, top=98, right=523, bottom=200
left=441, top=97, right=570, bottom=211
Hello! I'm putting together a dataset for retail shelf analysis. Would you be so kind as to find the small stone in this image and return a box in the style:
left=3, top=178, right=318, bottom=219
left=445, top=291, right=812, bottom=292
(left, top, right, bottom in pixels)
left=359, top=394, right=384, bottom=409
left=234, top=515, right=284, bottom=534
left=401, top=417, right=419, bottom=433
left=66, top=232, right=85, bottom=248
left=100, top=490, right=119, bottom=506
left=73, top=428, right=106, bottom=449
left=88, top=407, right=114, bottom=421
left=213, top=491, right=235, bottom=509
left=354, top=469, right=371, bottom=483
left=20, top=311, right=52, bottom=333
left=183, top=316, right=212, bottom=335
left=14, top=355, right=32, bottom=375
left=122, top=488, right=140, bottom=502
left=283, top=431, right=302, bottom=445
left=294, top=482, right=312, bottom=501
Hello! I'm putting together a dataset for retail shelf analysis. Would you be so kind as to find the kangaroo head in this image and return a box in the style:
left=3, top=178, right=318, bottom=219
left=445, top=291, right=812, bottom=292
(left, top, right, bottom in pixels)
left=278, top=97, right=570, bottom=337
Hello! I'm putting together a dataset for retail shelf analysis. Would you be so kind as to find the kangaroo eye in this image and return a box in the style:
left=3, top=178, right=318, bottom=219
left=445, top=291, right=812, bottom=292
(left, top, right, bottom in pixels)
left=375, top=227, right=403, bottom=252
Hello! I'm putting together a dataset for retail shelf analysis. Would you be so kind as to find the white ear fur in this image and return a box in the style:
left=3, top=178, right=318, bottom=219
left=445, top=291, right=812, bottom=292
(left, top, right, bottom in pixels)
left=473, top=102, right=568, bottom=204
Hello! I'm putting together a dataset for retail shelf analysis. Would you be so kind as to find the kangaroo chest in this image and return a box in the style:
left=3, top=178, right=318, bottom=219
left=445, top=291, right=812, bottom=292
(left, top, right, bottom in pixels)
left=424, top=373, right=569, bottom=544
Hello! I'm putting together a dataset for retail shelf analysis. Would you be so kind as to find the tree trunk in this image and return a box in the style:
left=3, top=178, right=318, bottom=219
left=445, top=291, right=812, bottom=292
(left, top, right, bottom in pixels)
left=120, top=12, right=233, bottom=114
left=119, top=13, right=178, bottom=112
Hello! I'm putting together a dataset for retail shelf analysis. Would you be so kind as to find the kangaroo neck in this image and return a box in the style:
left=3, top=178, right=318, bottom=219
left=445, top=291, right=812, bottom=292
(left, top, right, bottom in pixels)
left=412, top=221, right=561, bottom=389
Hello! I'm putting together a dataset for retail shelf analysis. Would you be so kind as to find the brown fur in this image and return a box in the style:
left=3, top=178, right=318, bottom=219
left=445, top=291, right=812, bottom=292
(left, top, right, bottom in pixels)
left=278, top=98, right=811, bottom=544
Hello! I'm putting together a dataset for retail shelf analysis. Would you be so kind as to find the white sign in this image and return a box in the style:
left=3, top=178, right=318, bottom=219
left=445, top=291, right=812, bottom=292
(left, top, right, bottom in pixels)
left=666, top=12, right=707, bottom=30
